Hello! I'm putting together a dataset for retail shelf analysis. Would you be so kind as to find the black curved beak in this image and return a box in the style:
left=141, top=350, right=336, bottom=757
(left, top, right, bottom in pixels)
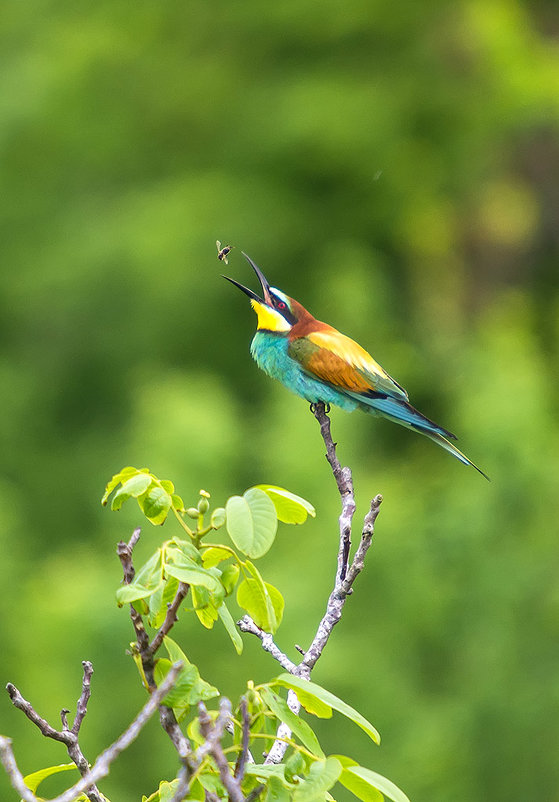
left=222, top=252, right=273, bottom=306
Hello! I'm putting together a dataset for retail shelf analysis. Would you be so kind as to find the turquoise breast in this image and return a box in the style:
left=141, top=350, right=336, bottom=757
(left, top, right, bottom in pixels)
left=250, top=331, right=358, bottom=411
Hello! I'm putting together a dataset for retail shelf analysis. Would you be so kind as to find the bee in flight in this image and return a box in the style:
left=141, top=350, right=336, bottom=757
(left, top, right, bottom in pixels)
left=216, top=241, right=233, bottom=265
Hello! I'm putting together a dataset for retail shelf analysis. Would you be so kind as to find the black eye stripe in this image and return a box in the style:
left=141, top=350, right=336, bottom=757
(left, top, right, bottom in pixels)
left=270, top=292, right=296, bottom=325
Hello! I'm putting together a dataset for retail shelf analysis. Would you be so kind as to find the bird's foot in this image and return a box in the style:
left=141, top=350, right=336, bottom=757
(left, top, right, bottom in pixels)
left=309, top=402, right=331, bottom=415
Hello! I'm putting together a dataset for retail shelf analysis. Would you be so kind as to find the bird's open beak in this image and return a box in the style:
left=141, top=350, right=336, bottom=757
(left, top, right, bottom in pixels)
left=223, top=252, right=273, bottom=306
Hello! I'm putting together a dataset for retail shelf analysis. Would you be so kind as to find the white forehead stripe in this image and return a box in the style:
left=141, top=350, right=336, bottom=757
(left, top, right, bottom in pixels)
left=270, top=288, right=290, bottom=306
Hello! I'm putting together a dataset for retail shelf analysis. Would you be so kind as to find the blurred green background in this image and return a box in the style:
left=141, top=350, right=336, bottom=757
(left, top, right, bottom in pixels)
left=1, top=0, right=559, bottom=800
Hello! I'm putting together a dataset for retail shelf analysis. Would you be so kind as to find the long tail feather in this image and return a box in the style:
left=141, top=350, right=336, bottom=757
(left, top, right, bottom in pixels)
left=354, top=394, right=490, bottom=479
left=351, top=392, right=456, bottom=439
left=420, top=429, right=490, bottom=480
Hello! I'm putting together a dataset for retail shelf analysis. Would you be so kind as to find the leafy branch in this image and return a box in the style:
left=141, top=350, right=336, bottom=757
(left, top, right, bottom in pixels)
left=1, top=418, right=409, bottom=802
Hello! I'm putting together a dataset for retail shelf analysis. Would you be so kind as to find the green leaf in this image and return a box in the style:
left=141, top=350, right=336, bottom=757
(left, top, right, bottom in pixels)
left=116, top=581, right=161, bottom=605
left=259, top=686, right=324, bottom=757
left=167, top=538, right=201, bottom=563
left=293, top=757, right=342, bottom=802
left=111, top=472, right=152, bottom=511
left=188, top=778, right=206, bottom=801
left=265, top=582, right=285, bottom=629
left=221, top=563, right=240, bottom=595
left=265, top=774, right=292, bottom=802
left=117, top=550, right=163, bottom=606
left=218, top=602, right=243, bottom=654
left=192, top=585, right=219, bottom=629
left=244, top=764, right=290, bottom=782
left=164, top=562, right=222, bottom=592
left=163, top=637, right=219, bottom=702
left=284, top=750, right=306, bottom=783
left=154, top=657, right=198, bottom=708
left=148, top=574, right=179, bottom=628
left=273, top=675, right=380, bottom=745
left=332, top=757, right=383, bottom=802
left=210, top=506, right=226, bottom=528
left=171, top=493, right=185, bottom=512
left=23, top=763, right=78, bottom=793
left=101, top=466, right=139, bottom=505
left=198, top=772, right=225, bottom=795
left=202, top=546, right=234, bottom=567
left=134, top=550, right=164, bottom=586
left=154, top=655, right=218, bottom=713
left=237, top=561, right=278, bottom=632
left=226, top=488, right=278, bottom=558
left=138, top=484, right=173, bottom=525
left=344, top=767, right=411, bottom=802
left=254, top=485, right=316, bottom=524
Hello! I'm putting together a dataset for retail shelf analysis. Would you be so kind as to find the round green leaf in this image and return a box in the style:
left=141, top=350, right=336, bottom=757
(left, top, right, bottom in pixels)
left=226, top=488, right=277, bottom=558
left=226, top=495, right=252, bottom=552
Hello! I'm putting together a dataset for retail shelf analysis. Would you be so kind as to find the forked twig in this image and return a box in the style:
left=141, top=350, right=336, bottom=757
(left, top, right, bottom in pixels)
left=0, top=663, right=183, bottom=802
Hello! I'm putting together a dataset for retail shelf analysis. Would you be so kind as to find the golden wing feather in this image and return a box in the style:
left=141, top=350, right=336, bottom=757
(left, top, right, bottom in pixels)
left=303, top=330, right=408, bottom=400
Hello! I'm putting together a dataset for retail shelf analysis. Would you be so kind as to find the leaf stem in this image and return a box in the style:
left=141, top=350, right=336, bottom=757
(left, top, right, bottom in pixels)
left=172, top=508, right=195, bottom=539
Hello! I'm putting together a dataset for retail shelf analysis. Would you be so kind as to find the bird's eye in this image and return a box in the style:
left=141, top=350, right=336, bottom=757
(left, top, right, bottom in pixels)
left=277, top=301, right=286, bottom=310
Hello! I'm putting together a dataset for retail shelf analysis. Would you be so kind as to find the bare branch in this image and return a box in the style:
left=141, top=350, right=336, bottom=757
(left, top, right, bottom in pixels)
left=72, top=661, right=93, bottom=735
left=301, top=494, right=382, bottom=675
left=237, top=617, right=298, bottom=673
left=0, top=662, right=183, bottom=802
left=343, top=494, right=383, bottom=588
left=169, top=695, right=244, bottom=802
left=6, top=661, right=103, bottom=802
left=116, top=527, right=141, bottom=584
left=117, top=530, right=151, bottom=655
left=198, top=699, right=245, bottom=802
left=6, top=684, right=70, bottom=744
left=261, top=403, right=382, bottom=763
left=312, top=403, right=356, bottom=582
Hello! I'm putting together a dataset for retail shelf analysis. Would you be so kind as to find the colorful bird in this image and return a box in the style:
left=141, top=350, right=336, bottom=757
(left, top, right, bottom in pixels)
left=224, top=253, right=488, bottom=479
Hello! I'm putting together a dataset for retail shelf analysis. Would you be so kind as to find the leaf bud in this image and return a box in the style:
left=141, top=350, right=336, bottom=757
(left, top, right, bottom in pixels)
left=185, top=507, right=200, bottom=519
left=197, top=497, right=210, bottom=514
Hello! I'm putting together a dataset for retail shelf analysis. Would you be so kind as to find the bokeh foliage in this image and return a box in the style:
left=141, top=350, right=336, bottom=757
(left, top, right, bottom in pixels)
left=1, top=0, right=558, bottom=800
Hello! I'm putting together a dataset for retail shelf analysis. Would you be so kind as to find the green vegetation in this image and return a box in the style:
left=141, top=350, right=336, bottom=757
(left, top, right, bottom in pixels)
left=1, top=1, right=558, bottom=800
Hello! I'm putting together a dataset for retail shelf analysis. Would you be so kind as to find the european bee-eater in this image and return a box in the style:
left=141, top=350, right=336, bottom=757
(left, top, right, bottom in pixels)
left=224, top=253, right=488, bottom=479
